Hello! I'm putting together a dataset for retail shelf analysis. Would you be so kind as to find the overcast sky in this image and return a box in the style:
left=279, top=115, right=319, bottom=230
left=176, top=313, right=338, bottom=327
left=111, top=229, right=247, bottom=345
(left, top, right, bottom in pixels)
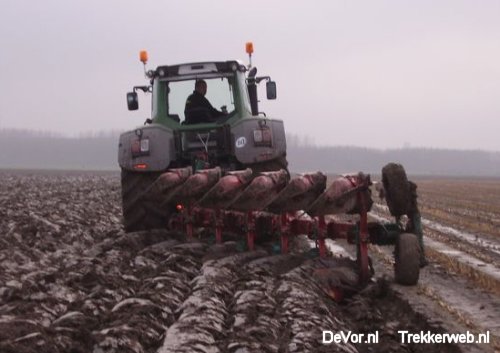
left=1, top=0, right=499, bottom=150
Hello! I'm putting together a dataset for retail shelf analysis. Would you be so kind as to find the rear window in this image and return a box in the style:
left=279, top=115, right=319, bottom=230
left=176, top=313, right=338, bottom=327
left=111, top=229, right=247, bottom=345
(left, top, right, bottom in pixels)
left=166, top=77, right=235, bottom=123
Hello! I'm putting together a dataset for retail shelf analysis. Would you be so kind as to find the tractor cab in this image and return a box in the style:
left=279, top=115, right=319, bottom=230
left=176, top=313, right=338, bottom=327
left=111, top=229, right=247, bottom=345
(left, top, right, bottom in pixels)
left=120, top=44, right=285, bottom=174
left=126, top=46, right=277, bottom=129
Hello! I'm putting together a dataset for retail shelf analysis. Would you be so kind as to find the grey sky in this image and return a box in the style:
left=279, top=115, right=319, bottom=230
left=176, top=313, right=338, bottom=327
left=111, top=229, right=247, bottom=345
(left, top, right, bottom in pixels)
left=1, top=0, right=499, bottom=150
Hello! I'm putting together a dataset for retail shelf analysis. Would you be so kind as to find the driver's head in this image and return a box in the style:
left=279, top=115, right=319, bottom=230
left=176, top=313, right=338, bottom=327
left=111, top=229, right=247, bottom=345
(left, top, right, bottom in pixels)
left=195, top=80, right=207, bottom=96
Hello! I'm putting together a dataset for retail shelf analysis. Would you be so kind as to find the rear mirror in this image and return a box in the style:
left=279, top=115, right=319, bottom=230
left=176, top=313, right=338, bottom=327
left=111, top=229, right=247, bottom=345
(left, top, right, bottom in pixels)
left=127, top=92, right=139, bottom=110
left=266, top=81, right=277, bottom=100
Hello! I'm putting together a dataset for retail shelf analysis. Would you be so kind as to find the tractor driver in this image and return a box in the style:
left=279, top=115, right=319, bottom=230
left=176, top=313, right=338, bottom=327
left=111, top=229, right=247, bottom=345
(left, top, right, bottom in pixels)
left=184, top=80, right=227, bottom=124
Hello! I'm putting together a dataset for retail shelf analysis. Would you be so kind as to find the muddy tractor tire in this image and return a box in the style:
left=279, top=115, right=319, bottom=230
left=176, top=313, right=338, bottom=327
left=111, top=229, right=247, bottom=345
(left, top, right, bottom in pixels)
left=121, top=170, right=168, bottom=232
left=382, top=163, right=410, bottom=217
left=394, top=232, right=420, bottom=285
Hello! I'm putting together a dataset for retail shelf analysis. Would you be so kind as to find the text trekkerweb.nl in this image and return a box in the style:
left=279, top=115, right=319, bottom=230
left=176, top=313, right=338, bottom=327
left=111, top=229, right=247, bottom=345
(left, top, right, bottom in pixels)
left=322, top=330, right=490, bottom=344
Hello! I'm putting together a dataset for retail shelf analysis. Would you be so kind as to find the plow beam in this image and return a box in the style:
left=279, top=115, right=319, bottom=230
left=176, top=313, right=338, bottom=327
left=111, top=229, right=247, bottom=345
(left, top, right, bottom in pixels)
left=326, top=220, right=357, bottom=243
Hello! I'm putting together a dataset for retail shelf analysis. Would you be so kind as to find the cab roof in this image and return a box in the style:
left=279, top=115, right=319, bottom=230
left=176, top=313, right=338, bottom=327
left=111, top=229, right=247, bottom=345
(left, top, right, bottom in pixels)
left=154, top=60, right=246, bottom=80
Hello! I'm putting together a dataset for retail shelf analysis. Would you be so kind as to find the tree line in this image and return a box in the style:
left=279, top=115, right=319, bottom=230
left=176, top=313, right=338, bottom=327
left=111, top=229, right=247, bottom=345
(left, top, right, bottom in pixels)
left=1, top=129, right=499, bottom=176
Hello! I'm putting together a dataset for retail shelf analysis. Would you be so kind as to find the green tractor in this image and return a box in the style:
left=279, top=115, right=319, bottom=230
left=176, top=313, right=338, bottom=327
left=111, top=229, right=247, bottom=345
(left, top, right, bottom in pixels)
left=118, top=44, right=288, bottom=232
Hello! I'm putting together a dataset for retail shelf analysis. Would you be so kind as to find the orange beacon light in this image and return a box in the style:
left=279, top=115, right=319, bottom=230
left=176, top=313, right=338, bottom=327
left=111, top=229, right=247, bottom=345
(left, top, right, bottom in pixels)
left=139, top=50, right=148, bottom=64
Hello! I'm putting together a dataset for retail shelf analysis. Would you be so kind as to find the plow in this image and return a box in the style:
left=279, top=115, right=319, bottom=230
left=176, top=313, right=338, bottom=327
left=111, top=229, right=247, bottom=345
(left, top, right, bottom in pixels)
left=141, top=164, right=423, bottom=291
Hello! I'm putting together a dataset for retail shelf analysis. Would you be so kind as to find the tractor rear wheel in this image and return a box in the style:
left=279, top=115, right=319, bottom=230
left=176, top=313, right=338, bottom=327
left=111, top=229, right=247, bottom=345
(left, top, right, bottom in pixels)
left=382, top=163, right=410, bottom=217
left=121, top=169, right=168, bottom=232
left=394, top=232, right=420, bottom=285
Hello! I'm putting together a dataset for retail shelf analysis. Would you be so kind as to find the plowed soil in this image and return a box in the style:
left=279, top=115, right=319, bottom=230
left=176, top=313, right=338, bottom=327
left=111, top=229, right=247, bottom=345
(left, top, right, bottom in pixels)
left=0, top=170, right=484, bottom=352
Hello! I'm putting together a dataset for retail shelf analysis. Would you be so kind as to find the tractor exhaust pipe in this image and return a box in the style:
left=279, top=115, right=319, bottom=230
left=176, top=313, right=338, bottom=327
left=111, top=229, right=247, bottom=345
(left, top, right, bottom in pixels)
left=247, top=67, right=259, bottom=116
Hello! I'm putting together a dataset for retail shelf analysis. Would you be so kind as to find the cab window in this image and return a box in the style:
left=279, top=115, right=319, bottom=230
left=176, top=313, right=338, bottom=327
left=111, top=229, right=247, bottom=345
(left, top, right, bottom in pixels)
left=166, top=77, right=235, bottom=123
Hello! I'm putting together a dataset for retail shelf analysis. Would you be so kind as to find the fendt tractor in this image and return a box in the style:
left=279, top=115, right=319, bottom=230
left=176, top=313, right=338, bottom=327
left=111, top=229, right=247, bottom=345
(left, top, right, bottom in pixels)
left=118, top=43, right=425, bottom=291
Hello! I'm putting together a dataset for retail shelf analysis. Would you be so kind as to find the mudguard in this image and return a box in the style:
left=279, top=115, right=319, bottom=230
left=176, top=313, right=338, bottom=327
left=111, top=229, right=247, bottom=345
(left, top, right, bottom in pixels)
left=231, top=118, right=287, bottom=165
left=118, top=124, right=175, bottom=172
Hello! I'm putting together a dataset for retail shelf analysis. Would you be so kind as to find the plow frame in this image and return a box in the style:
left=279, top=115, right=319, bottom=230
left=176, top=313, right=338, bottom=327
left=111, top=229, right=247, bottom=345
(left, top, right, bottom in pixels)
left=171, top=188, right=409, bottom=285
left=154, top=166, right=422, bottom=290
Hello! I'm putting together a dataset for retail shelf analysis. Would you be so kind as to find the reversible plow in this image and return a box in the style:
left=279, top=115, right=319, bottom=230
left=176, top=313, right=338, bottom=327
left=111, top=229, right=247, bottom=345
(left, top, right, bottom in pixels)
left=144, top=164, right=424, bottom=288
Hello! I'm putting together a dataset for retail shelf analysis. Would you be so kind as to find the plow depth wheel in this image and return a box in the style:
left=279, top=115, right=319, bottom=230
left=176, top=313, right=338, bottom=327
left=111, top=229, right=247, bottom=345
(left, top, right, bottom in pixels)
left=394, top=232, right=420, bottom=285
left=382, top=163, right=410, bottom=217
left=121, top=170, right=168, bottom=232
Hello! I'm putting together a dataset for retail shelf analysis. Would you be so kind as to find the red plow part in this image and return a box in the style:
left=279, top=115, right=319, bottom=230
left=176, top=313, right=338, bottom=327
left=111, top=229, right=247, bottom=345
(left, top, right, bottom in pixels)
left=307, top=172, right=372, bottom=216
left=267, top=171, right=327, bottom=213
left=150, top=166, right=192, bottom=195
left=198, top=169, right=254, bottom=209
left=176, top=167, right=222, bottom=200
left=154, top=168, right=375, bottom=288
left=228, top=169, right=289, bottom=211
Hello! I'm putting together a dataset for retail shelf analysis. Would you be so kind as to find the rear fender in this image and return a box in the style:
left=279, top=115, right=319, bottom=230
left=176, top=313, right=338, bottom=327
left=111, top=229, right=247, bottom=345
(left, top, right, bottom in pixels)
left=118, top=124, right=175, bottom=172
left=231, top=118, right=287, bottom=164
